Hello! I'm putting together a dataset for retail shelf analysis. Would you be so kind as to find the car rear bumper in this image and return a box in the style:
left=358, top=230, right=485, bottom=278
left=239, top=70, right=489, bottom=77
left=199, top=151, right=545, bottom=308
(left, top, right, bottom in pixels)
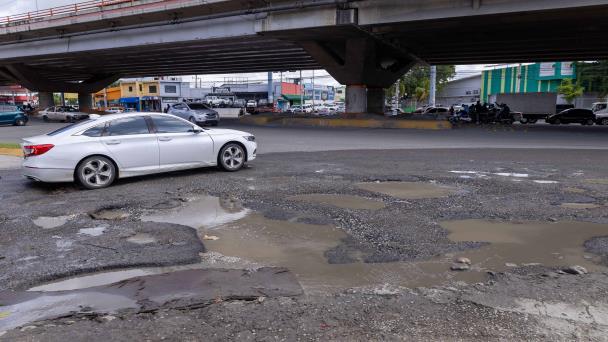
left=23, top=166, right=73, bottom=183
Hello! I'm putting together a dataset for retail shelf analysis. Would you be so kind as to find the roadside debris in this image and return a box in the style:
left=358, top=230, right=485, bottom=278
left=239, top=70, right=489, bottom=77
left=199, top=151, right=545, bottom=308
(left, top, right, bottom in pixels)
left=563, top=265, right=588, bottom=275
left=203, top=235, right=220, bottom=241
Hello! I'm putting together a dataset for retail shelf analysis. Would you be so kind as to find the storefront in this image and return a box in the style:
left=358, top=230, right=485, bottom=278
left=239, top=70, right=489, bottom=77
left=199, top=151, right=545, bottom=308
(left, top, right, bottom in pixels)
left=119, top=97, right=140, bottom=111
left=141, top=96, right=161, bottom=112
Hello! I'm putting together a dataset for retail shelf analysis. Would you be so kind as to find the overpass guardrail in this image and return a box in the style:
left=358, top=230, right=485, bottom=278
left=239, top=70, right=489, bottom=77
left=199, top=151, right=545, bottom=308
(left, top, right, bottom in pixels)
left=0, top=0, right=169, bottom=27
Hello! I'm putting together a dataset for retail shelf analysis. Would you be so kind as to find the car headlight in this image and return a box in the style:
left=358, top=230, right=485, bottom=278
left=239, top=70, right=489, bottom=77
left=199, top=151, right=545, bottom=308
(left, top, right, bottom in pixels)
left=244, top=135, right=255, bottom=142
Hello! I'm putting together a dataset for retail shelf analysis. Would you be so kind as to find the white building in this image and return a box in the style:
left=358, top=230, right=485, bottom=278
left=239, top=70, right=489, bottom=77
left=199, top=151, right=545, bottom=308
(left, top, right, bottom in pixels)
left=436, top=74, right=482, bottom=106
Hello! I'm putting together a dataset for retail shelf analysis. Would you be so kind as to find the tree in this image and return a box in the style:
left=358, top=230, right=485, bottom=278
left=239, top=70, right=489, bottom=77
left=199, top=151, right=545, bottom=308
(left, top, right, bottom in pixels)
left=557, top=79, right=584, bottom=104
left=576, top=61, right=608, bottom=97
left=386, top=65, right=456, bottom=103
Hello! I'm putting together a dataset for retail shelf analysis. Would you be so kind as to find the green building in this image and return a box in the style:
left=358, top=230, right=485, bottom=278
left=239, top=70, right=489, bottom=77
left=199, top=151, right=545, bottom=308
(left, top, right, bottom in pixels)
left=481, top=62, right=575, bottom=102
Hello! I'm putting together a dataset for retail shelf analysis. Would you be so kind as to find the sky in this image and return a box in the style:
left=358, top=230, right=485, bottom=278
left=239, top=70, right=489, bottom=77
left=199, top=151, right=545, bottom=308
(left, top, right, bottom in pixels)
left=1, top=1, right=488, bottom=86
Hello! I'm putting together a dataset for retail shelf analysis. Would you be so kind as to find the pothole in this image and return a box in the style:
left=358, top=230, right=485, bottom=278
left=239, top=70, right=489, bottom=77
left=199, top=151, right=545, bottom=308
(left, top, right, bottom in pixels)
left=32, top=215, right=73, bottom=229
left=141, top=195, right=250, bottom=230
left=90, top=208, right=129, bottom=220
left=78, top=226, right=107, bottom=237
left=356, top=181, right=455, bottom=199
left=287, top=194, right=385, bottom=210
left=442, top=219, right=608, bottom=273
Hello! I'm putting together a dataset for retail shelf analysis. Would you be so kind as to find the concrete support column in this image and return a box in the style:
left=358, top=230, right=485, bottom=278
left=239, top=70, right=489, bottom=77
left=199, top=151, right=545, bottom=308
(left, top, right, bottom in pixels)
left=367, top=87, right=385, bottom=114
left=345, top=85, right=367, bottom=114
left=78, top=93, right=93, bottom=113
left=38, top=92, right=54, bottom=109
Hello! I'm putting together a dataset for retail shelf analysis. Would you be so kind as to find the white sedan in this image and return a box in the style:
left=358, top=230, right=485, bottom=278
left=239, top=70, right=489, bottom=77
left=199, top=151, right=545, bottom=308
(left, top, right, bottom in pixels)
left=21, top=113, right=257, bottom=189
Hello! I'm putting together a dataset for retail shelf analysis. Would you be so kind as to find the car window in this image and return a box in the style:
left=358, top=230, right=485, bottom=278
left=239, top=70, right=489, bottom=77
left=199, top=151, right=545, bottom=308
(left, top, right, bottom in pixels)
left=82, top=124, right=106, bottom=137
left=106, top=116, right=150, bottom=136
left=47, top=119, right=96, bottom=136
left=153, top=115, right=196, bottom=133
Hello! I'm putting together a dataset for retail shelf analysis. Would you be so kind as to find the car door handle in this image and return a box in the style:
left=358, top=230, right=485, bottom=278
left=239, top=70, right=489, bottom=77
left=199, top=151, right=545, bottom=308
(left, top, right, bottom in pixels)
left=105, top=140, right=121, bottom=145
left=158, top=137, right=172, bottom=142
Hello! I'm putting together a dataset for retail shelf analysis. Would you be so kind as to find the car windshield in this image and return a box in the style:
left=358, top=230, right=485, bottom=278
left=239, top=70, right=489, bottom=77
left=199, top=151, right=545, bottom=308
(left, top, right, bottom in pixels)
left=47, top=119, right=95, bottom=136
left=188, top=103, right=210, bottom=110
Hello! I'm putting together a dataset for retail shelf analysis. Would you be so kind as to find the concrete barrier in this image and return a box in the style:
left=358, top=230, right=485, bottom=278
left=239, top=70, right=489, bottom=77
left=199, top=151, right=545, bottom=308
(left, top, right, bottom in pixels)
left=239, top=115, right=452, bottom=130
left=216, top=108, right=243, bottom=119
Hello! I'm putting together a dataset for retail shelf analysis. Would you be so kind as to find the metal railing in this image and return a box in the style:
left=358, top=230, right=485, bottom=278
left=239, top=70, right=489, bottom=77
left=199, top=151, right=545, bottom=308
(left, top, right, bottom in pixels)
left=0, top=0, right=155, bottom=27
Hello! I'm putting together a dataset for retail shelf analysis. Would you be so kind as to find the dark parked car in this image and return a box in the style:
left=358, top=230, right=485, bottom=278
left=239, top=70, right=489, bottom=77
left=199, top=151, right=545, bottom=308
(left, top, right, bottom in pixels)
left=546, top=108, right=595, bottom=125
left=0, top=104, right=28, bottom=126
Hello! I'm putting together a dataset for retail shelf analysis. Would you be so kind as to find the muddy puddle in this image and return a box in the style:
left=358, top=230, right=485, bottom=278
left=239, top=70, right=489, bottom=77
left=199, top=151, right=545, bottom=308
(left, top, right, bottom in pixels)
left=141, top=195, right=250, bottom=230
left=442, top=219, right=608, bottom=273
left=287, top=194, right=385, bottom=210
left=356, top=181, right=455, bottom=199
left=200, top=214, right=491, bottom=292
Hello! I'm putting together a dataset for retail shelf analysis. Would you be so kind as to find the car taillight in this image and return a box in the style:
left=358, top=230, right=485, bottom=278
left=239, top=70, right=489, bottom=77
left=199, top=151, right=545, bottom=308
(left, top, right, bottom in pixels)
left=23, top=144, right=54, bottom=157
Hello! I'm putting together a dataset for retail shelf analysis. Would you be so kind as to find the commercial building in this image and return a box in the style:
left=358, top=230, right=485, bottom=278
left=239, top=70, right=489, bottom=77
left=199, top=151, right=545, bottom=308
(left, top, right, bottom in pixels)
left=481, top=62, right=575, bottom=104
left=436, top=74, right=482, bottom=106
left=303, top=83, right=335, bottom=103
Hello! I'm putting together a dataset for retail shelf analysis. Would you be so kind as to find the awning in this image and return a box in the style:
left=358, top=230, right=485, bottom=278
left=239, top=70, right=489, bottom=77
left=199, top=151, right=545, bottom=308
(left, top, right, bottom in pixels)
left=119, top=97, right=139, bottom=103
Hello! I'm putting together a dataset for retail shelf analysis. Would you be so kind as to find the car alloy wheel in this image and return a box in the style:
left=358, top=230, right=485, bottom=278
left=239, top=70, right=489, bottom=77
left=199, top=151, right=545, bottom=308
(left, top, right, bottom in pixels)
left=602, top=118, right=608, bottom=126
left=219, top=143, right=245, bottom=171
left=77, top=156, right=116, bottom=189
left=586, top=119, right=594, bottom=126
left=15, top=119, right=25, bottom=126
left=554, top=119, right=561, bottom=125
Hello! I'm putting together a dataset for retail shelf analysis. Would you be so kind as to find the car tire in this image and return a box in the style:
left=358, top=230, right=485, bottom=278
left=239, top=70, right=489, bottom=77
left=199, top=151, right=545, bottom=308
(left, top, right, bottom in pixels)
left=528, top=119, right=537, bottom=124
left=14, top=118, right=26, bottom=126
left=211, top=122, right=218, bottom=126
left=585, top=119, right=594, bottom=126
left=218, top=143, right=245, bottom=172
left=554, top=119, right=561, bottom=125
left=601, top=118, right=608, bottom=126
left=520, top=118, right=528, bottom=124
left=76, top=156, right=117, bottom=190
left=42, top=115, right=49, bottom=122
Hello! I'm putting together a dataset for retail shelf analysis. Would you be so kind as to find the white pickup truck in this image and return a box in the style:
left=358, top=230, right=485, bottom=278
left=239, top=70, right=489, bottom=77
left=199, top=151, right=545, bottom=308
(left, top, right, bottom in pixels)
left=205, top=96, right=230, bottom=107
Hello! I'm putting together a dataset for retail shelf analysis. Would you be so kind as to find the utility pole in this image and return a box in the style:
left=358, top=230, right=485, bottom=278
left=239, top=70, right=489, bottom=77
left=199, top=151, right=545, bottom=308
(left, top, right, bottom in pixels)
left=103, top=87, right=108, bottom=109
left=429, top=65, right=436, bottom=107
left=394, top=79, right=400, bottom=111
left=311, top=69, right=315, bottom=111
left=300, top=70, right=303, bottom=109
left=267, top=71, right=273, bottom=104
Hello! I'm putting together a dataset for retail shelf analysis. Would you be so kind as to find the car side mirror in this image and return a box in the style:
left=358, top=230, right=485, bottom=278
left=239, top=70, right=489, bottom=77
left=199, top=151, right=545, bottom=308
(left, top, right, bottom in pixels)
left=190, top=128, right=203, bottom=134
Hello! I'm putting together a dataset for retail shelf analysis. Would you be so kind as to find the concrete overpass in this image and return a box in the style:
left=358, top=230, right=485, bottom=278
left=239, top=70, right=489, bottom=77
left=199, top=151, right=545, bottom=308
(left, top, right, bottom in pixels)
left=0, top=0, right=607, bottom=112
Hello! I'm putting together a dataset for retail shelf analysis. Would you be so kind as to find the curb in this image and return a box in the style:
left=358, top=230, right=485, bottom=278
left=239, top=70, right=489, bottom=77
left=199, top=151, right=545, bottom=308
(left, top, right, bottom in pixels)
left=239, top=116, right=452, bottom=130
left=0, top=148, right=22, bottom=157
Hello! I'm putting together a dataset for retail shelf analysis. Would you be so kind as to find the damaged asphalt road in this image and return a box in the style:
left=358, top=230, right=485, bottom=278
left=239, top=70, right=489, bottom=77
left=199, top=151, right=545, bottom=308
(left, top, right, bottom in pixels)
left=1, top=148, right=608, bottom=340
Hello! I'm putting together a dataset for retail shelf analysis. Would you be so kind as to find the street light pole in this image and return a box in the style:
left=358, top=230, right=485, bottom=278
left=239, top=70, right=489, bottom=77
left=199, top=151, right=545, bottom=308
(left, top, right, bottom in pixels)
left=312, top=69, right=315, bottom=112
left=300, top=70, right=303, bottom=109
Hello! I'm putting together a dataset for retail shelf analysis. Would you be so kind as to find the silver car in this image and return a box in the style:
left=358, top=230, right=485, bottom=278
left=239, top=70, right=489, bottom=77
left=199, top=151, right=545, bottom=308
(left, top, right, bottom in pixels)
left=168, top=102, right=219, bottom=126
left=39, top=106, right=89, bottom=122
